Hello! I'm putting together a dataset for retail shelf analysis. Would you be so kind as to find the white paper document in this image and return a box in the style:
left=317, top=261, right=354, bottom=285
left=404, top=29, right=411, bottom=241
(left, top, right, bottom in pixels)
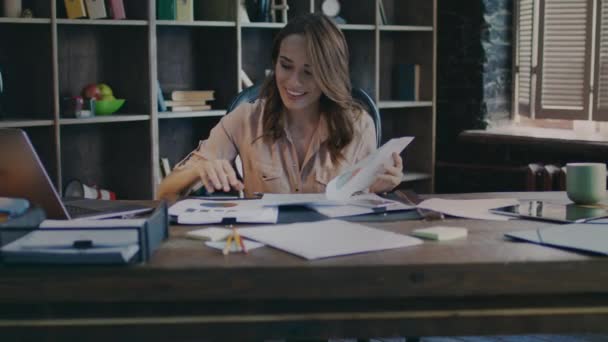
left=417, top=198, right=520, bottom=221
left=326, top=137, right=414, bottom=200
left=169, top=199, right=278, bottom=224
left=308, top=193, right=415, bottom=218
left=40, top=219, right=147, bottom=229
left=205, top=240, right=265, bottom=252
left=1, top=229, right=140, bottom=264
left=238, top=219, right=423, bottom=260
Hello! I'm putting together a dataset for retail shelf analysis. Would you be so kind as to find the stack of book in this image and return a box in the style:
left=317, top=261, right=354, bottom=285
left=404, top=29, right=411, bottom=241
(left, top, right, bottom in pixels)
left=166, top=90, right=214, bottom=112
left=64, top=0, right=126, bottom=20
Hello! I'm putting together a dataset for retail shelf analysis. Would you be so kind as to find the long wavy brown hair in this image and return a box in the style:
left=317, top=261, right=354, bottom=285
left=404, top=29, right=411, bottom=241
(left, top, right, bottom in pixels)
left=259, top=13, right=364, bottom=163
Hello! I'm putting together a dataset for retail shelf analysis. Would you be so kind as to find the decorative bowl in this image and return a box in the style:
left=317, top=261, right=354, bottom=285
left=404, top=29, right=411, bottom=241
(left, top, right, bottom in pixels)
left=95, top=99, right=125, bottom=116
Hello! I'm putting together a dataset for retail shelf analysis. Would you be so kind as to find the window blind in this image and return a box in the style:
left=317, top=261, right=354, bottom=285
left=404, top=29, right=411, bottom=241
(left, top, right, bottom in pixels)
left=517, top=0, right=534, bottom=116
left=594, top=0, right=608, bottom=120
left=536, top=0, right=593, bottom=119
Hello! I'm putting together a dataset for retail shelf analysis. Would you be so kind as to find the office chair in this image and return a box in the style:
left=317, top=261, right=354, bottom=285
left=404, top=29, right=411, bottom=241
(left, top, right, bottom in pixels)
left=226, top=84, right=382, bottom=147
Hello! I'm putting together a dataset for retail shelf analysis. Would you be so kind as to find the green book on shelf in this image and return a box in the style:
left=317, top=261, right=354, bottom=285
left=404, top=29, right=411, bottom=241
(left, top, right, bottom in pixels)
left=157, top=0, right=176, bottom=20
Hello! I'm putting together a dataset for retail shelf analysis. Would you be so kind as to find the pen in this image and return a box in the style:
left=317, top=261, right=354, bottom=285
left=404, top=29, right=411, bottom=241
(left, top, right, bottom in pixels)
left=222, top=233, right=234, bottom=255
left=233, top=228, right=247, bottom=254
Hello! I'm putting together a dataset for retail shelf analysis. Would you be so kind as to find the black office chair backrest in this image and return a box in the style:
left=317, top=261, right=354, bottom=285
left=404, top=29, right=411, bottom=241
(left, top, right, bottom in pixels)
left=226, top=84, right=382, bottom=147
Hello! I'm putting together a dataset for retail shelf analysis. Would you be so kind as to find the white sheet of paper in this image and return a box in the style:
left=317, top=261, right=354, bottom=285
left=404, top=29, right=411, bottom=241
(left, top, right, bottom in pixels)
left=205, top=240, right=265, bottom=252
left=238, top=219, right=422, bottom=260
left=308, top=194, right=415, bottom=218
left=259, top=193, right=339, bottom=207
left=326, top=137, right=414, bottom=200
left=186, top=227, right=232, bottom=241
left=417, top=198, right=519, bottom=221
left=40, top=219, right=147, bottom=229
left=169, top=199, right=278, bottom=224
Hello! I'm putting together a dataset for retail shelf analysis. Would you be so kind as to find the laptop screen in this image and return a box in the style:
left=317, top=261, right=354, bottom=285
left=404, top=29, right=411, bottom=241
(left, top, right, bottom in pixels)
left=0, top=129, right=70, bottom=219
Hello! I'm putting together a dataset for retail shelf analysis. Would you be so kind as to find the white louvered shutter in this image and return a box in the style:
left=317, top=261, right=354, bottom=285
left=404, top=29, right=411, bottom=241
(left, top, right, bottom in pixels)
left=536, top=0, right=593, bottom=120
left=594, top=0, right=608, bottom=120
left=517, top=0, right=534, bottom=116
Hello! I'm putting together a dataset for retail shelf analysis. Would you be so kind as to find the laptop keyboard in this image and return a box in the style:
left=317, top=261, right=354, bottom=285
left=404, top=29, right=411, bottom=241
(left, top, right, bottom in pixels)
left=65, top=204, right=100, bottom=217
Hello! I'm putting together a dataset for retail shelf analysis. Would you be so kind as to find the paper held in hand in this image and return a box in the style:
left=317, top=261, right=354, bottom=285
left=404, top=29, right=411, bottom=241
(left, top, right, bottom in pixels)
left=326, top=136, right=414, bottom=200
left=260, top=137, right=414, bottom=207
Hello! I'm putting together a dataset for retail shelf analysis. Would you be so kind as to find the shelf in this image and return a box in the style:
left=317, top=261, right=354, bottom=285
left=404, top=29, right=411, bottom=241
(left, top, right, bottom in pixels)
left=0, top=18, right=50, bottom=24
left=56, top=19, right=148, bottom=26
left=60, top=115, right=150, bottom=125
left=156, top=20, right=236, bottom=27
left=378, top=101, right=433, bottom=109
left=338, top=24, right=375, bottom=31
left=380, top=25, right=433, bottom=32
left=0, top=119, right=54, bottom=128
left=158, top=110, right=225, bottom=119
left=240, top=22, right=285, bottom=29
left=402, top=172, right=432, bottom=183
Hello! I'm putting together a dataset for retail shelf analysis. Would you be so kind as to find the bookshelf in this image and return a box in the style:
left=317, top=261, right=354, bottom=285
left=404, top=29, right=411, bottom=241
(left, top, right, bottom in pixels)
left=0, top=0, right=436, bottom=199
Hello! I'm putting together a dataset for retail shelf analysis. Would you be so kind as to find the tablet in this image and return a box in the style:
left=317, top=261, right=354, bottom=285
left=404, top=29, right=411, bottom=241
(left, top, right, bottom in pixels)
left=490, top=200, right=608, bottom=223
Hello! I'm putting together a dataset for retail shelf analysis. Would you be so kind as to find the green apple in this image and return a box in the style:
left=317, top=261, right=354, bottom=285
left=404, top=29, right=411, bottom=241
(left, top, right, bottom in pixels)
left=98, top=83, right=113, bottom=97
left=101, top=94, right=116, bottom=101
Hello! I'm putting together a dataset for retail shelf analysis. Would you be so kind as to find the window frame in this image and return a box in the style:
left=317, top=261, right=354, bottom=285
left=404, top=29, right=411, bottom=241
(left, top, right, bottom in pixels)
left=514, top=0, right=597, bottom=121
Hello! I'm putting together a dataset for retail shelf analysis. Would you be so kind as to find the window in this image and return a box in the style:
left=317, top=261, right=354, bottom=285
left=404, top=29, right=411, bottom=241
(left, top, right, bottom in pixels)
left=514, top=0, right=608, bottom=122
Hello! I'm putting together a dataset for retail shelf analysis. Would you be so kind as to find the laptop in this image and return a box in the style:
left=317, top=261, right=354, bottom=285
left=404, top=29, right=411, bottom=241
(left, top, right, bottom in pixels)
left=0, top=128, right=152, bottom=220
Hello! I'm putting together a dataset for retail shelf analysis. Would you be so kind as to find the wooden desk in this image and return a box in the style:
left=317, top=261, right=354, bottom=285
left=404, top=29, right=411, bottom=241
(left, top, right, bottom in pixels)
left=1, top=192, right=608, bottom=341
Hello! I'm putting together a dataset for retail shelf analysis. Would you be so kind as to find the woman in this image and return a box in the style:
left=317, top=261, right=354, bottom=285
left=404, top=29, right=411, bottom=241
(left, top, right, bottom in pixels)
left=158, top=13, right=403, bottom=202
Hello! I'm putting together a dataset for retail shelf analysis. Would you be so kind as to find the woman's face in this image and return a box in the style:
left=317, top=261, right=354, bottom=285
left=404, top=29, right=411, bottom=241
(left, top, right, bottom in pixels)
left=275, top=34, right=323, bottom=114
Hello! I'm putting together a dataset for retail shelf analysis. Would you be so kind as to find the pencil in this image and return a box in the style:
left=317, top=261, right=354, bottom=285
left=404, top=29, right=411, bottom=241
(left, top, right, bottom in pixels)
left=233, top=228, right=248, bottom=254
left=222, top=234, right=233, bottom=255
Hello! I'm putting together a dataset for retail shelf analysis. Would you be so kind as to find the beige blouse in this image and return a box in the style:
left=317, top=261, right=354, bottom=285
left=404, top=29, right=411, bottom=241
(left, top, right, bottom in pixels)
left=175, top=99, right=377, bottom=197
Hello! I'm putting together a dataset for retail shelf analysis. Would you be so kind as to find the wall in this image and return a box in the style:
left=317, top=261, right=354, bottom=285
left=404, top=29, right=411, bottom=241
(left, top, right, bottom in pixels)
left=436, top=0, right=512, bottom=163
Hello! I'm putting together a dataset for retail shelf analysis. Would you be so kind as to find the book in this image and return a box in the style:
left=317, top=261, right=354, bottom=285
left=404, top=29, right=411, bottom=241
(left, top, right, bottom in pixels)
left=157, top=0, right=176, bottom=20
left=157, top=80, right=167, bottom=112
left=240, top=69, right=254, bottom=88
left=160, top=157, right=172, bottom=177
left=85, top=0, right=107, bottom=19
left=64, top=0, right=87, bottom=19
left=170, top=105, right=211, bottom=112
left=175, top=0, right=193, bottom=21
left=394, top=64, right=420, bottom=101
left=106, top=0, right=126, bottom=19
left=378, top=0, right=387, bottom=25
left=165, top=100, right=206, bottom=106
left=171, top=90, right=215, bottom=101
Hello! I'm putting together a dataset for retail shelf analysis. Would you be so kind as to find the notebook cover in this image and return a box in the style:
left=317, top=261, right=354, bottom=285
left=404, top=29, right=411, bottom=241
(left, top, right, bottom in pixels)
left=64, top=0, right=87, bottom=19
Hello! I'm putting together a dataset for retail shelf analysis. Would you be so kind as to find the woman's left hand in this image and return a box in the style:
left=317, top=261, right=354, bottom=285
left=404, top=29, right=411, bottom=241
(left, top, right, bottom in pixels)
left=369, top=152, right=403, bottom=194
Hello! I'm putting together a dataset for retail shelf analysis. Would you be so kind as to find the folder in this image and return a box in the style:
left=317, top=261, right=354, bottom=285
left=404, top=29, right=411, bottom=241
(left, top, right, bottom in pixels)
left=506, top=223, right=608, bottom=255
left=64, top=0, right=87, bottom=19
left=0, top=202, right=168, bottom=264
left=85, top=0, right=107, bottom=19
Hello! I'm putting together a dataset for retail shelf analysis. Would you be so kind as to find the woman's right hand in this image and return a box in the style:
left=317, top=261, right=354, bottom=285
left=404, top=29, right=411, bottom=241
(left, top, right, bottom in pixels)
left=193, top=159, right=244, bottom=193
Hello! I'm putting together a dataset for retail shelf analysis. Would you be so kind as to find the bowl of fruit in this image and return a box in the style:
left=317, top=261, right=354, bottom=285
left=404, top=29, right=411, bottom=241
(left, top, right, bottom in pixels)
left=82, top=83, right=126, bottom=116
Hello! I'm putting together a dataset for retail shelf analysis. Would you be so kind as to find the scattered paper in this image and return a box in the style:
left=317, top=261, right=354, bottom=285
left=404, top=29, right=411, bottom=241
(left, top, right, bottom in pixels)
left=205, top=240, right=265, bottom=252
left=417, top=198, right=519, bottom=221
left=308, top=194, right=414, bottom=218
left=239, top=219, right=422, bottom=260
left=40, top=219, right=147, bottom=229
left=169, top=199, right=278, bottom=224
left=186, top=227, right=232, bottom=241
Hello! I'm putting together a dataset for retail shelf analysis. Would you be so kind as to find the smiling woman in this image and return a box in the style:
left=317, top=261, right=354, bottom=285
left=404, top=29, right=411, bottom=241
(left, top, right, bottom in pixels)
left=157, top=13, right=404, bottom=202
